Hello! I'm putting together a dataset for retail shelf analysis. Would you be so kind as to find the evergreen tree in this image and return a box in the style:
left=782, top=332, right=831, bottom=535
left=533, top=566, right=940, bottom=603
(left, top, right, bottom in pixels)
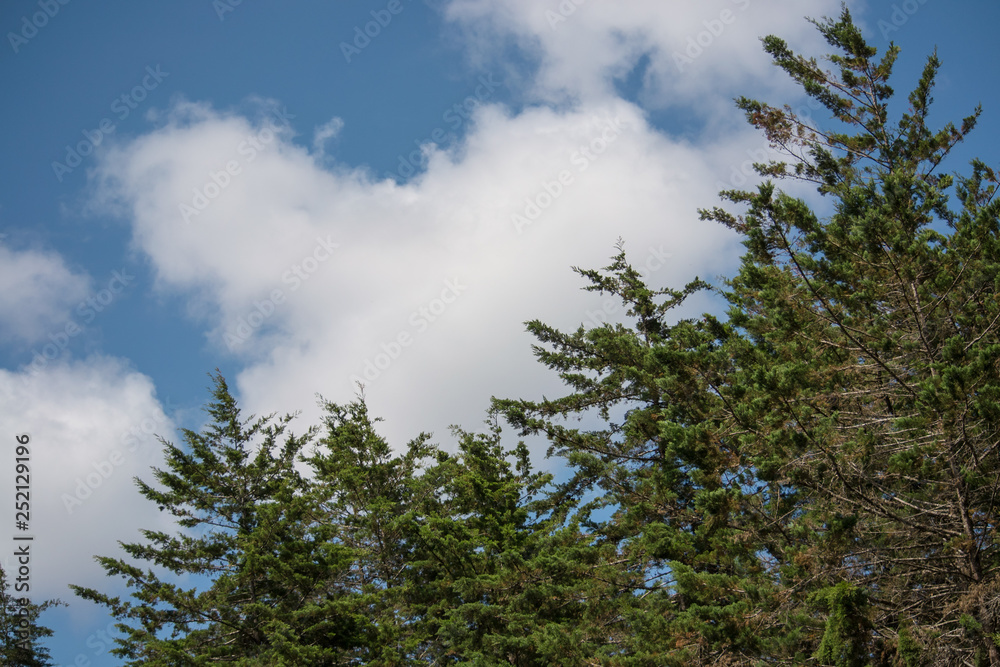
left=494, top=247, right=782, bottom=665
left=70, top=9, right=1000, bottom=666
left=305, top=395, right=436, bottom=665
left=498, top=7, right=1000, bottom=665
left=400, top=418, right=606, bottom=666
left=0, top=566, right=61, bottom=667
left=72, top=373, right=368, bottom=665
left=307, top=395, right=622, bottom=666
left=707, top=9, right=1000, bottom=664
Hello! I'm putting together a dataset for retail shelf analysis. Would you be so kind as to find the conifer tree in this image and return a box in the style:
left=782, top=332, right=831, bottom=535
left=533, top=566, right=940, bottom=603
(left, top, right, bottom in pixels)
left=494, top=247, right=780, bottom=664
left=308, top=396, right=622, bottom=666
left=498, top=7, right=1000, bottom=665
left=399, top=419, right=601, bottom=666
left=304, top=395, right=436, bottom=665
left=70, top=9, right=1000, bottom=666
left=0, top=566, right=61, bottom=667
left=709, top=9, right=1000, bottom=663
left=696, top=9, right=1000, bottom=664
left=72, top=373, right=368, bottom=665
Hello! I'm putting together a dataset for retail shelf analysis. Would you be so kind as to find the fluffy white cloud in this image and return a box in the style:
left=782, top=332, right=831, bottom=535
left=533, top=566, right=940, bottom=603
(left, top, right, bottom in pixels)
left=0, top=244, right=91, bottom=345
left=84, top=1, right=848, bottom=450
left=87, top=93, right=766, bottom=449
left=441, top=0, right=846, bottom=113
left=0, top=356, right=173, bottom=607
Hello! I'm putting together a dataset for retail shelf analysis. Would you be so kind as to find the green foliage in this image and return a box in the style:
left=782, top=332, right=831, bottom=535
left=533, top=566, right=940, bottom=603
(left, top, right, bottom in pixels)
left=894, top=625, right=925, bottom=667
left=74, top=376, right=571, bottom=665
left=0, top=567, right=62, bottom=667
left=811, top=582, right=871, bottom=667
left=305, top=396, right=434, bottom=665
left=714, top=8, right=1000, bottom=665
left=494, top=243, right=787, bottom=663
left=72, top=372, right=367, bottom=665
left=499, top=6, right=1000, bottom=664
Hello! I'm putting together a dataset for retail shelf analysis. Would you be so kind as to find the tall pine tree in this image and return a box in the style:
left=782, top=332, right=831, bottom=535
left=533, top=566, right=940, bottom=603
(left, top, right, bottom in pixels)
left=498, top=7, right=1000, bottom=665
left=72, top=373, right=368, bottom=665
left=708, top=9, right=1000, bottom=663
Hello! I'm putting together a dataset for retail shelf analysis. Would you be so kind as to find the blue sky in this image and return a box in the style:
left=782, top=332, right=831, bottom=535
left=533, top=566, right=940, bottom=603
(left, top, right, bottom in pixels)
left=1, top=1, right=998, bottom=663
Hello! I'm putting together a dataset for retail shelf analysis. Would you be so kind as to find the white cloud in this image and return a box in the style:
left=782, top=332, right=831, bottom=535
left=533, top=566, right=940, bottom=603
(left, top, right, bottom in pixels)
left=442, top=0, right=846, bottom=115
left=86, top=93, right=766, bottom=450
left=0, top=244, right=91, bottom=345
left=0, top=356, right=173, bottom=607
left=82, top=1, right=849, bottom=451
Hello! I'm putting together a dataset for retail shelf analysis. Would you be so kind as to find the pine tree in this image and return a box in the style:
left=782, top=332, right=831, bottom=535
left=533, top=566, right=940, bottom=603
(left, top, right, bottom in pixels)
left=706, top=8, right=1000, bottom=664
left=304, top=395, right=436, bottom=665
left=71, top=373, right=368, bottom=665
left=494, top=246, right=777, bottom=664
left=498, top=7, right=1000, bottom=665
left=0, top=566, right=62, bottom=667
